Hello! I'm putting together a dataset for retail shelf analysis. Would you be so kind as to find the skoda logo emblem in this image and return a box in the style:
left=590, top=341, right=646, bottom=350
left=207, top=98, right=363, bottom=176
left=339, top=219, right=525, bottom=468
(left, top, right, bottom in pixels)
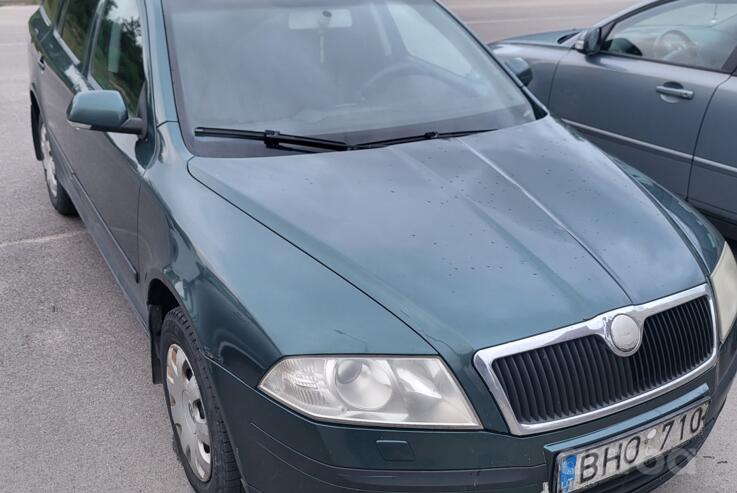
left=608, top=314, right=642, bottom=354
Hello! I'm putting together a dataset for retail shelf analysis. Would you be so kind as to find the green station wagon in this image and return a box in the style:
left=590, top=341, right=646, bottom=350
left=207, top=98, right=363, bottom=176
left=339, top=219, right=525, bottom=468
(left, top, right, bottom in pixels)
left=27, top=0, right=737, bottom=492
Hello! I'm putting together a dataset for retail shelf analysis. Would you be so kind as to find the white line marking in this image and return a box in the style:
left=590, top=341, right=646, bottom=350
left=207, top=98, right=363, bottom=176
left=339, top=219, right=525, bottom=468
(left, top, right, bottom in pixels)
left=0, top=230, right=86, bottom=250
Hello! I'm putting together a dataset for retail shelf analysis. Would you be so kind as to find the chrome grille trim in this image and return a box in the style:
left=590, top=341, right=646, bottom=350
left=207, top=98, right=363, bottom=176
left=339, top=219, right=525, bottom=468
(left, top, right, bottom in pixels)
left=473, top=284, right=718, bottom=436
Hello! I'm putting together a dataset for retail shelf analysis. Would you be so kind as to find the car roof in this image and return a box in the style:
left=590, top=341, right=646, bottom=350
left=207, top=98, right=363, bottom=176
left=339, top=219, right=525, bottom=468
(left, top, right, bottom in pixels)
left=594, top=0, right=668, bottom=28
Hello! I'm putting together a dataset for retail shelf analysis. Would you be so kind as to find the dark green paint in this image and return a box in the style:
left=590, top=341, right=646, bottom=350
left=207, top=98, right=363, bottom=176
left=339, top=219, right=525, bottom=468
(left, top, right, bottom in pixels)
left=26, top=0, right=735, bottom=491
left=67, top=90, right=128, bottom=128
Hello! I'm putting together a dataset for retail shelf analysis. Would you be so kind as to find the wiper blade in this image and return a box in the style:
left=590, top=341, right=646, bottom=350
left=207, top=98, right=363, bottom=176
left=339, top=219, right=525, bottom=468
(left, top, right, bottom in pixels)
left=194, top=127, right=351, bottom=152
left=357, top=129, right=496, bottom=149
left=194, top=127, right=497, bottom=152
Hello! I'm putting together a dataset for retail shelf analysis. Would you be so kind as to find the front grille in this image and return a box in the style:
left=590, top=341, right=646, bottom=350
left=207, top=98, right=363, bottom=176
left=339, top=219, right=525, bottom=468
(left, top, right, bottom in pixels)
left=492, top=296, right=714, bottom=425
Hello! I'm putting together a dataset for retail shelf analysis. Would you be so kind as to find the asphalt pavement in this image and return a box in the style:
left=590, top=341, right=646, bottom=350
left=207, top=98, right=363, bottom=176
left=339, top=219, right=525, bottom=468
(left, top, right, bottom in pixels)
left=445, top=0, right=636, bottom=41
left=1, top=2, right=735, bottom=493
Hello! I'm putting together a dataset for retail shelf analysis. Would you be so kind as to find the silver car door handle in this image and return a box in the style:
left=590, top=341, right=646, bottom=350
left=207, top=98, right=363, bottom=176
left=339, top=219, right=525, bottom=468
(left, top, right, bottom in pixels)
left=656, top=85, right=694, bottom=100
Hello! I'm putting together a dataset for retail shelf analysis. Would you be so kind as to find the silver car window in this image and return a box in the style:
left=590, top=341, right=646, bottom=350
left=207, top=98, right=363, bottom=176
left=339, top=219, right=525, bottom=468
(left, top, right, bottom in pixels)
left=603, top=0, right=737, bottom=71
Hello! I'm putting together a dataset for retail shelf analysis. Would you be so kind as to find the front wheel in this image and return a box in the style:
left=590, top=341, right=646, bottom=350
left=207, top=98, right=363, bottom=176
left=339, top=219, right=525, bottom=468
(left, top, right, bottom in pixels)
left=160, top=308, right=242, bottom=493
left=37, top=117, right=76, bottom=216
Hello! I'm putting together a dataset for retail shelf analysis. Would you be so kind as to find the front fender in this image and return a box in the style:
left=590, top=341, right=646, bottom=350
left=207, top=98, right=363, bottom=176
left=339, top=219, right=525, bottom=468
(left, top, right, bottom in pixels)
left=138, top=124, right=436, bottom=389
left=618, top=161, right=724, bottom=272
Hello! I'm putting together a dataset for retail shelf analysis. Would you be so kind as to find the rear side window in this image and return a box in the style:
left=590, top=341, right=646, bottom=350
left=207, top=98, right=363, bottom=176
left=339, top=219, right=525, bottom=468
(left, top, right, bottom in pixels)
left=90, top=0, right=145, bottom=115
left=60, top=0, right=99, bottom=61
left=43, top=0, right=63, bottom=22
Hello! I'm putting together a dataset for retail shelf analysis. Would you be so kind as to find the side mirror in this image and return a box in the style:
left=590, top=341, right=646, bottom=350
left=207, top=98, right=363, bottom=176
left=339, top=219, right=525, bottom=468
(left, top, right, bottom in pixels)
left=67, top=90, right=145, bottom=136
left=575, top=28, right=602, bottom=56
left=505, top=57, right=533, bottom=86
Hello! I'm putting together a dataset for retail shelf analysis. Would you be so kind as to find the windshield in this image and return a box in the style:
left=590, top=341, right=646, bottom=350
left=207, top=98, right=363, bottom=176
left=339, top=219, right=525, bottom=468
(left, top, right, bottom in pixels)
left=163, top=0, right=537, bottom=157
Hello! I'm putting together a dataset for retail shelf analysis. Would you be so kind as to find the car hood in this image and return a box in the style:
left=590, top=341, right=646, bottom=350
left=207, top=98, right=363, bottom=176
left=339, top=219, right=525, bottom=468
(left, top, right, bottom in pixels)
left=498, top=28, right=581, bottom=46
left=188, top=117, right=705, bottom=358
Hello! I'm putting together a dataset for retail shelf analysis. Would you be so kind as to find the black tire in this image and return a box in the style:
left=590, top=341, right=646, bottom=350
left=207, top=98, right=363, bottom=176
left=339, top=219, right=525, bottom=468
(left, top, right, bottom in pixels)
left=37, top=114, right=76, bottom=216
left=160, top=308, right=242, bottom=493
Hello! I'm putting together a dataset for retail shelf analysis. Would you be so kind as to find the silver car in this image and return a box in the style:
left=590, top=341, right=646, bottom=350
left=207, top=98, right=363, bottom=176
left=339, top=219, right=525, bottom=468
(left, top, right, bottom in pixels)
left=491, top=0, right=737, bottom=239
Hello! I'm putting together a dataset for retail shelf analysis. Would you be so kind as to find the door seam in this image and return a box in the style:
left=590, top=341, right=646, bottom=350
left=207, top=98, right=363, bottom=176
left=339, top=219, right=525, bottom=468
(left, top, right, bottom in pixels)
left=686, top=76, right=732, bottom=201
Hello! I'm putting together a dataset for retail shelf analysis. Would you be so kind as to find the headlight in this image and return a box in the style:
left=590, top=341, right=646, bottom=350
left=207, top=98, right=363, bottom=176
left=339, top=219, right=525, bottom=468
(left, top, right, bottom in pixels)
left=712, top=243, right=737, bottom=342
left=259, top=356, right=481, bottom=429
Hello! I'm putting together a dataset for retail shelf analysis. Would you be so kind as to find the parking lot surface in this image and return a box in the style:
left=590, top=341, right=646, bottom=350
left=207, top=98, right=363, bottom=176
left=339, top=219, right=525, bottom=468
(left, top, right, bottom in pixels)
left=1, top=2, right=735, bottom=492
left=445, top=0, right=636, bottom=40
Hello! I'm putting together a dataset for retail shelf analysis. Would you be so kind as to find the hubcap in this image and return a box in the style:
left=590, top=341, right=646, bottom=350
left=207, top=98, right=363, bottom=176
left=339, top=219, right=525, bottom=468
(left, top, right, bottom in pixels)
left=40, top=123, right=58, bottom=198
left=166, top=344, right=212, bottom=482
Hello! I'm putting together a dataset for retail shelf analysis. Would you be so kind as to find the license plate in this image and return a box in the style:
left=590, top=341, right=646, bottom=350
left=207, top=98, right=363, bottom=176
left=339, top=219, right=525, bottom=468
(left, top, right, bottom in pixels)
left=557, top=401, right=709, bottom=493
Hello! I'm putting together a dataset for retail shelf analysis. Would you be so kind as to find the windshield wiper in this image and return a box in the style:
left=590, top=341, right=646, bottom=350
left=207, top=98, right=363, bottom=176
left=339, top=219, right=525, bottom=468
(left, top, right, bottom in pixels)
left=194, top=127, right=497, bottom=153
left=194, top=127, right=351, bottom=152
left=356, top=129, right=497, bottom=149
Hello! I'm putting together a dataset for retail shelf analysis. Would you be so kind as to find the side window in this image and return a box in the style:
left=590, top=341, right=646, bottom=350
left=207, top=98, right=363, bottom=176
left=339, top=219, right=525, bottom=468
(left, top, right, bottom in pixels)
left=43, top=0, right=63, bottom=23
left=602, top=0, right=737, bottom=71
left=59, top=0, right=98, bottom=61
left=91, top=0, right=145, bottom=115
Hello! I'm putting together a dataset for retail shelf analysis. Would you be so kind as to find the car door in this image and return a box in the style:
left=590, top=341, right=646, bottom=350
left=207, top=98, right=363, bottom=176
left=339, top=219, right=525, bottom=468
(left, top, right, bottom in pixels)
left=75, top=0, right=149, bottom=281
left=70, top=0, right=151, bottom=303
left=37, top=0, right=99, bottom=164
left=549, top=0, right=737, bottom=198
left=39, top=0, right=150, bottom=307
left=28, top=0, right=62, bottom=107
left=689, top=75, right=737, bottom=236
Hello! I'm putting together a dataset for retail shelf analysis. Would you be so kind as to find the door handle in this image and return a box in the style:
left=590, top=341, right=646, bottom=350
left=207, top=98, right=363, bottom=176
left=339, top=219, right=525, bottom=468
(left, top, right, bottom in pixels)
left=656, top=84, right=694, bottom=100
left=37, top=56, right=46, bottom=71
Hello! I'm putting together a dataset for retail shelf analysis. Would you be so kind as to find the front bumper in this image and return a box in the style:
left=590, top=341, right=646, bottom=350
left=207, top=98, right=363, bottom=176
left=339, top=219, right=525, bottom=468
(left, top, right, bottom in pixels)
left=209, top=325, right=737, bottom=493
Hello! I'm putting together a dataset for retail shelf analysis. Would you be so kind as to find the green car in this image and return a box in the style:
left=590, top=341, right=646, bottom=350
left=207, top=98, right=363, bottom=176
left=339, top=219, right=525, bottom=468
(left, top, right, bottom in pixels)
left=27, top=0, right=737, bottom=492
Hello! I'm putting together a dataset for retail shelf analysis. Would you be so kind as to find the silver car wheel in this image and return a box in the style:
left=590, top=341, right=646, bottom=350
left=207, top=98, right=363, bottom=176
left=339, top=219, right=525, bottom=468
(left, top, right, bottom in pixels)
left=166, top=344, right=212, bottom=482
left=39, top=122, right=58, bottom=198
